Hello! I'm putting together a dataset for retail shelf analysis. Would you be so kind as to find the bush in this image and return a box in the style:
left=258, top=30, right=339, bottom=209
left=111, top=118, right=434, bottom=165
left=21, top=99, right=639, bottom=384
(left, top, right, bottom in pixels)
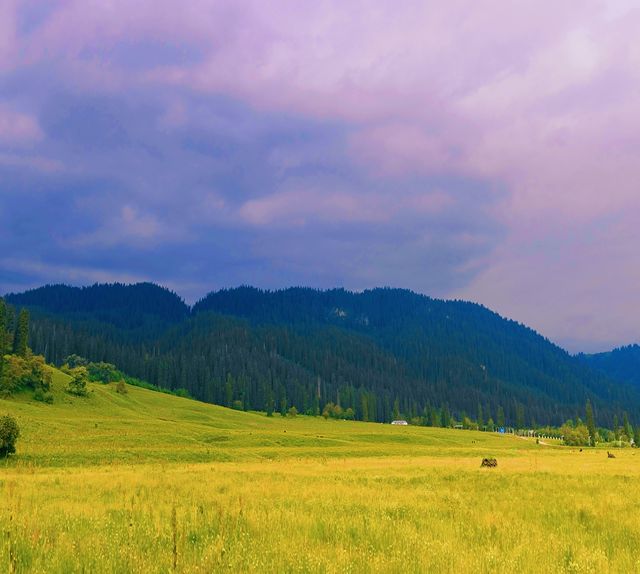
left=115, top=380, right=128, bottom=394
left=87, top=362, right=120, bottom=384
left=287, top=406, right=299, bottom=418
left=0, top=414, right=20, bottom=458
left=67, top=367, right=89, bottom=397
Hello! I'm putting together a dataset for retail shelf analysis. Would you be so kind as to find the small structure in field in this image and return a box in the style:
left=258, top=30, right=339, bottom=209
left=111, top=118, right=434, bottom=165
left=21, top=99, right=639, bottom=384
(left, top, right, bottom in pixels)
left=391, top=420, right=408, bottom=426
left=607, top=451, right=616, bottom=459
left=481, top=458, right=498, bottom=468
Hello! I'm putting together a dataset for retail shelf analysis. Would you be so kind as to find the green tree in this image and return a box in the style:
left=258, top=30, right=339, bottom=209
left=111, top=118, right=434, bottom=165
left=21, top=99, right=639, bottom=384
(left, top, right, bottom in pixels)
left=585, top=400, right=597, bottom=446
left=441, top=405, right=451, bottom=428
left=477, top=403, right=484, bottom=429
left=516, top=404, right=525, bottom=429
left=0, top=299, right=10, bottom=362
left=497, top=406, right=506, bottom=429
left=67, top=367, right=89, bottom=397
left=634, top=425, right=640, bottom=448
left=287, top=406, right=298, bottom=418
left=266, top=389, right=275, bottom=417
left=13, top=309, right=29, bottom=357
left=392, top=397, right=401, bottom=421
left=361, top=394, right=369, bottom=422
left=561, top=421, right=590, bottom=446
left=224, top=374, right=234, bottom=408
left=0, top=414, right=20, bottom=458
left=623, top=412, right=633, bottom=442
left=613, top=415, right=619, bottom=440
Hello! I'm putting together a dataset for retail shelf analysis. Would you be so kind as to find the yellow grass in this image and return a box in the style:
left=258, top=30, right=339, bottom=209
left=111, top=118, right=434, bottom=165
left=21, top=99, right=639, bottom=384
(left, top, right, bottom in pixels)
left=2, top=368, right=639, bottom=573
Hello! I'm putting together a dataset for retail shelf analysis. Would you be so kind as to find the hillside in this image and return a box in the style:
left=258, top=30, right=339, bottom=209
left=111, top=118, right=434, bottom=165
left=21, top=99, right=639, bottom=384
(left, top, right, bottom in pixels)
left=2, top=366, right=528, bottom=468
left=5, top=283, right=639, bottom=427
left=579, top=345, right=640, bottom=389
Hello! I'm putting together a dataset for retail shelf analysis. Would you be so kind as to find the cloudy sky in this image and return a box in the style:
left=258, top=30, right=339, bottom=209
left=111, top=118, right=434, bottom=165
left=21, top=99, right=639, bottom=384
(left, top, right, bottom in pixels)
left=1, top=1, right=639, bottom=352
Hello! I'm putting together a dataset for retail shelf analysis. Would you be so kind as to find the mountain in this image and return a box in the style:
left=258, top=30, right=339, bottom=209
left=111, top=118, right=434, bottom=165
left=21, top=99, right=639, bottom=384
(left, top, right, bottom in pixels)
left=4, top=283, right=639, bottom=426
left=579, top=345, right=640, bottom=389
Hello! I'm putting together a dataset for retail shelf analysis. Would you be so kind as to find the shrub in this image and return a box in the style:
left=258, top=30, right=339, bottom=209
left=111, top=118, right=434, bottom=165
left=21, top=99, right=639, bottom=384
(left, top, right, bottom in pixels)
left=287, top=406, right=298, bottom=418
left=115, top=380, right=128, bottom=394
left=87, top=362, right=120, bottom=383
left=67, top=367, right=89, bottom=397
left=0, top=414, right=20, bottom=458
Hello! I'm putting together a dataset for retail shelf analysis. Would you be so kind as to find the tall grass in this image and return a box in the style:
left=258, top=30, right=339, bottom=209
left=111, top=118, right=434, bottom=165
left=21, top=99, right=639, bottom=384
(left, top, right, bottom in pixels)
left=1, top=369, right=639, bottom=572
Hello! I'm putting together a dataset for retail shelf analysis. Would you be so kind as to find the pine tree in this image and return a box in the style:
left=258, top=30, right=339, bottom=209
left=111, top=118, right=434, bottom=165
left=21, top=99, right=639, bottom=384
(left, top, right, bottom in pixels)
left=623, top=412, right=633, bottom=442
left=497, top=406, right=506, bottom=429
left=477, top=403, right=484, bottom=430
left=13, top=309, right=29, bottom=357
left=585, top=400, right=597, bottom=447
left=392, top=397, right=400, bottom=421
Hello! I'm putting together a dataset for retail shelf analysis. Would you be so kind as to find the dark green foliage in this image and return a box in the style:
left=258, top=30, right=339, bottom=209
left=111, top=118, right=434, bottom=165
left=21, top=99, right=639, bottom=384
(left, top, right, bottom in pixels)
left=579, top=345, right=640, bottom=388
left=87, top=362, right=120, bottom=383
left=0, top=414, right=20, bottom=458
left=13, top=309, right=29, bottom=357
left=65, top=354, right=88, bottom=368
left=8, top=284, right=640, bottom=426
left=6, top=283, right=188, bottom=329
left=115, top=380, right=128, bottom=394
left=0, top=299, right=13, bottom=358
left=585, top=400, right=597, bottom=446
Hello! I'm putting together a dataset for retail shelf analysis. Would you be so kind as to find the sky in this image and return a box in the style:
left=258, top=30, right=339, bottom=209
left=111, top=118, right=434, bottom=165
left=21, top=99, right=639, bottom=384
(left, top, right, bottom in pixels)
left=1, top=1, right=639, bottom=352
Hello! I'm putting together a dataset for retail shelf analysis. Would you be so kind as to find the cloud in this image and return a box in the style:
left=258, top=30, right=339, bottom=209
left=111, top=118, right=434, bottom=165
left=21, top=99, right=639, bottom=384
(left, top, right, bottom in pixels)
left=0, top=104, right=43, bottom=145
left=2, top=1, right=640, bottom=349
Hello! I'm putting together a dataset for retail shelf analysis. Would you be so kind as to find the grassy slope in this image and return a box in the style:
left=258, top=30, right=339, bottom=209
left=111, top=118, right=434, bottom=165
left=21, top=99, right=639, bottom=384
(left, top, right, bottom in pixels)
left=2, top=367, right=640, bottom=573
left=4, top=366, right=533, bottom=467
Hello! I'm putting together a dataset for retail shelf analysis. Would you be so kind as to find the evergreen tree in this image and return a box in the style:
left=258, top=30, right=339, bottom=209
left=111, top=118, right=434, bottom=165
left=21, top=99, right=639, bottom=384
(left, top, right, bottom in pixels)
left=497, top=406, right=506, bottom=428
left=623, top=412, right=633, bottom=441
left=477, top=403, right=484, bottom=429
left=585, top=400, right=597, bottom=446
left=392, top=397, right=400, bottom=421
left=441, top=404, right=451, bottom=428
left=13, top=309, right=30, bottom=357
left=266, top=389, right=275, bottom=417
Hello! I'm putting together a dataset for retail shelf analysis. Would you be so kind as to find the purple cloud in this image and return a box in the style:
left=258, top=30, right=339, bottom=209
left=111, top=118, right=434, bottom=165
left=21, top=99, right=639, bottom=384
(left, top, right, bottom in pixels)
left=1, top=1, right=640, bottom=351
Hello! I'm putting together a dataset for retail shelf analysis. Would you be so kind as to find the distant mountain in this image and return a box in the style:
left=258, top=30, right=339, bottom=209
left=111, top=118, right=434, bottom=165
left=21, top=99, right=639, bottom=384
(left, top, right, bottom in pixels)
left=579, top=345, right=640, bottom=389
left=4, top=283, right=639, bottom=426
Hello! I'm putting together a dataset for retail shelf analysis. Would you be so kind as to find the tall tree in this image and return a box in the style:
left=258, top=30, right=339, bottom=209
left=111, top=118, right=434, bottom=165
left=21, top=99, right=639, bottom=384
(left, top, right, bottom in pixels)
left=13, top=309, right=30, bottom=357
left=623, top=412, right=633, bottom=441
left=585, top=400, right=597, bottom=446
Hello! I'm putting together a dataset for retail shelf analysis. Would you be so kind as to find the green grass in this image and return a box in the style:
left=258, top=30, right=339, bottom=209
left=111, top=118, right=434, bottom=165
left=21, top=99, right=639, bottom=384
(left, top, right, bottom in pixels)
left=2, top=367, right=640, bottom=573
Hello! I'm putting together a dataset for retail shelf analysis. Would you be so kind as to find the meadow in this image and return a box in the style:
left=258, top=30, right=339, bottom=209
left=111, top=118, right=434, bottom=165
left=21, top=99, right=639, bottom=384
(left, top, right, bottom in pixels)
left=2, top=368, right=639, bottom=573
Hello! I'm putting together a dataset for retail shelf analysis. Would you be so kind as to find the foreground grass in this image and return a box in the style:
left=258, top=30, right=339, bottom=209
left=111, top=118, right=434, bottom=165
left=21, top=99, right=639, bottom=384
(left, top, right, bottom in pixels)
left=2, top=369, right=639, bottom=573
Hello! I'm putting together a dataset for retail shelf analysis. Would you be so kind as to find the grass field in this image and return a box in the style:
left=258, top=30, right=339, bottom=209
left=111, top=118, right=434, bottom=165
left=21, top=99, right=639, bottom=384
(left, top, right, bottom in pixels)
left=2, top=368, right=640, bottom=573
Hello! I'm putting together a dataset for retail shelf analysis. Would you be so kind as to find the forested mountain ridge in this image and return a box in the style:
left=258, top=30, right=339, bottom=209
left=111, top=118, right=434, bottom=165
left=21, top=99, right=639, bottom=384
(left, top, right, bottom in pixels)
left=579, top=345, right=640, bottom=389
left=4, top=283, right=639, bottom=427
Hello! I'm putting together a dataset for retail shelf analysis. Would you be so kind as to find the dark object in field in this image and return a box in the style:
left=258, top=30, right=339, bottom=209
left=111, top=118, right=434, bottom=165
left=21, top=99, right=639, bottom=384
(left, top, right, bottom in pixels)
left=579, top=448, right=583, bottom=452
left=481, top=458, right=498, bottom=468
left=607, top=451, right=616, bottom=459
